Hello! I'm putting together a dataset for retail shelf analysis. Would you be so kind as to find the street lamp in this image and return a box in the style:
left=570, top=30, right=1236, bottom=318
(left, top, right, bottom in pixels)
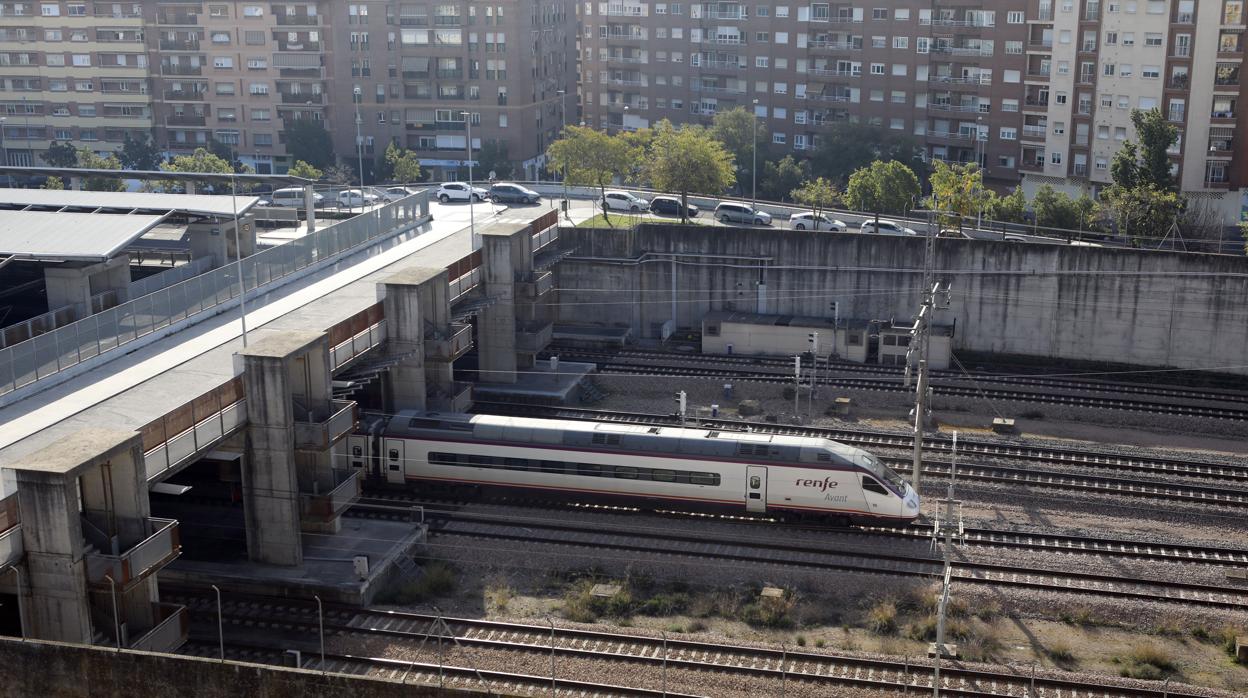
left=461, top=111, right=476, bottom=249
left=975, top=115, right=985, bottom=230
left=353, top=86, right=365, bottom=214
left=751, top=98, right=759, bottom=206
left=557, top=89, right=568, bottom=210
left=0, top=116, right=7, bottom=168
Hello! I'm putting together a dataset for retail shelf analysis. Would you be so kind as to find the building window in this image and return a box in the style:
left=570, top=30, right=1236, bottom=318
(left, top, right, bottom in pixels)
left=872, top=8, right=888, bottom=19
left=772, top=132, right=786, bottom=144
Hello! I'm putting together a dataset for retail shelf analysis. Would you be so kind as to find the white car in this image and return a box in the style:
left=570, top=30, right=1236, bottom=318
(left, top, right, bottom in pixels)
left=337, top=189, right=381, bottom=207
left=435, top=182, right=488, bottom=203
left=860, top=219, right=918, bottom=236
left=381, top=186, right=419, bottom=202
left=790, top=212, right=847, bottom=231
left=601, top=190, right=650, bottom=212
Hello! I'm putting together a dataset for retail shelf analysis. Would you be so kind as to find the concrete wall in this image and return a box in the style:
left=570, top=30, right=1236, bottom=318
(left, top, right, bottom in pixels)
left=0, top=638, right=490, bottom=698
left=555, top=225, right=1248, bottom=374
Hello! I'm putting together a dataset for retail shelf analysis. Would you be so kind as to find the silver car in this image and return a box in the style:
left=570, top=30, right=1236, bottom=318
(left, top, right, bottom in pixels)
left=714, top=202, right=773, bottom=226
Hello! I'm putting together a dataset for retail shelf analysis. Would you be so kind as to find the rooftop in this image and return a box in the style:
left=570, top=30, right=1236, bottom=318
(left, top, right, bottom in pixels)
left=0, top=210, right=169, bottom=262
left=0, top=188, right=261, bottom=218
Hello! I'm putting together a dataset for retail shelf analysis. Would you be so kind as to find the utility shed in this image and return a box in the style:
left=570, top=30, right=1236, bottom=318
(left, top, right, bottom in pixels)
left=701, top=311, right=871, bottom=363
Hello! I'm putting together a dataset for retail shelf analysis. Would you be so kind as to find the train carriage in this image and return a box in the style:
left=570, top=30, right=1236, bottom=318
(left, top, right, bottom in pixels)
left=345, top=412, right=920, bottom=525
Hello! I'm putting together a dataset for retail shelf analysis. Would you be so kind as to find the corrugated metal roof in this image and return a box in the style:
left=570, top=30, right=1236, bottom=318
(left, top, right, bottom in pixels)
left=0, top=210, right=168, bottom=261
left=0, top=189, right=260, bottom=217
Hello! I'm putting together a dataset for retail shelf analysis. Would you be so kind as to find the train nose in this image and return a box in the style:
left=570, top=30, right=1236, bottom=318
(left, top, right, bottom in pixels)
left=903, top=486, right=920, bottom=512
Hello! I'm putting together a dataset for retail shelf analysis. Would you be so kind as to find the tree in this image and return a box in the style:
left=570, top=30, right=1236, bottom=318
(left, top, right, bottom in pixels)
left=324, top=164, right=355, bottom=185
left=710, top=107, right=763, bottom=194
left=1031, top=184, right=1084, bottom=231
left=285, top=119, right=335, bottom=169
left=117, top=134, right=162, bottom=171
left=1131, top=108, right=1178, bottom=190
left=1109, top=141, right=1141, bottom=190
left=843, top=160, right=920, bottom=216
left=384, top=142, right=422, bottom=183
left=986, top=186, right=1028, bottom=224
left=160, top=147, right=237, bottom=193
left=43, top=176, right=64, bottom=190
left=926, top=160, right=990, bottom=231
left=476, top=140, right=513, bottom=180
left=791, top=177, right=841, bottom=227
left=1100, top=184, right=1181, bottom=245
left=42, top=141, right=79, bottom=168
left=74, top=148, right=126, bottom=192
left=643, top=121, right=736, bottom=223
left=759, top=155, right=810, bottom=202
left=810, top=123, right=925, bottom=184
left=545, top=125, right=636, bottom=226
left=288, top=159, right=323, bottom=180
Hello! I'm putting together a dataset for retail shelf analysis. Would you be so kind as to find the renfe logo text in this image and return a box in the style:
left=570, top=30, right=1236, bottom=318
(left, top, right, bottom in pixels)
left=796, top=477, right=838, bottom=492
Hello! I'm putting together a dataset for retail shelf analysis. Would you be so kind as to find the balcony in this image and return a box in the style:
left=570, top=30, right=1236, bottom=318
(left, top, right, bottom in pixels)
left=1211, top=110, right=1237, bottom=121
left=275, top=40, right=321, bottom=52
left=809, top=67, right=858, bottom=78
left=1168, top=75, right=1189, bottom=89
left=933, top=46, right=994, bottom=56
left=605, top=78, right=645, bottom=87
left=276, top=14, right=320, bottom=26
left=808, top=40, right=859, bottom=51
left=294, top=400, right=358, bottom=451
left=166, top=114, right=207, bottom=126
left=1035, top=9, right=1054, bottom=21
left=698, top=36, right=746, bottom=45
left=157, top=12, right=200, bottom=25
left=516, top=321, right=554, bottom=354
left=280, top=92, right=323, bottom=104
left=927, top=102, right=981, bottom=112
left=129, top=603, right=189, bottom=654
left=300, top=470, right=361, bottom=525
left=603, top=32, right=645, bottom=41
left=1022, top=125, right=1047, bottom=139
left=83, top=517, right=181, bottom=591
left=159, top=39, right=201, bottom=51
left=163, top=91, right=206, bottom=103
left=1081, top=41, right=1097, bottom=52
left=516, top=271, right=554, bottom=299
left=425, top=323, right=473, bottom=361
left=693, top=83, right=746, bottom=95
left=428, top=381, right=473, bottom=413
left=705, top=10, right=744, bottom=19
left=0, top=494, right=20, bottom=569
left=1027, top=40, right=1053, bottom=50
left=700, top=59, right=743, bottom=71
left=1209, top=138, right=1234, bottom=154
left=926, top=130, right=974, bottom=143
left=928, top=75, right=988, bottom=85
left=1204, top=176, right=1231, bottom=188
left=604, top=55, right=646, bottom=64
left=161, top=64, right=203, bottom=76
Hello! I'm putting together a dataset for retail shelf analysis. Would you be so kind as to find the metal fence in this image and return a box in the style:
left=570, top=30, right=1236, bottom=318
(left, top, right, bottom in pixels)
left=128, top=257, right=214, bottom=300
left=0, top=192, right=429, bottom=398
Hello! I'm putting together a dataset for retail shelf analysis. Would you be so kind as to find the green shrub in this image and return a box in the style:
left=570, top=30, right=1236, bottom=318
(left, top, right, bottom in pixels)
left=795, top=635, right=807, bottom=647
left=865, top=599, right=898, bottom=635
left=379, top=561, right=458, bottom=604
left=1047, top=639, right=1077, bottom=669
left=815, top=639, right=826, bottom=649
left=1117, top=643, right=1178, bottom=680
left=1059, top=606, right=1095, bottom=626
left=906, top=615, right=938, bottom=642
left=740, top=594, right=796, bottom=629
left=636, top=592, right=691, bottom=617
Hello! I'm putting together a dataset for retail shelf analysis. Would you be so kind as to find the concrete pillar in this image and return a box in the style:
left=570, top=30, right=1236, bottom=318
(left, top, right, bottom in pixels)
left=478, top=231, right=522, bottom=383
left=237, top=330, right=336, bottom=565
left=304, top=184, right=317, bottom=233
left=12, top=430, right=151, bottom=644
left=188, top=215, right=257, bottom=267
left=378, top=269, right=434, bottom=411
left=44, top=256, right=131, bottom=314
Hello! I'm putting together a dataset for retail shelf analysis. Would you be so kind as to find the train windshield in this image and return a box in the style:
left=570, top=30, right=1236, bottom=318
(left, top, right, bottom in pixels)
left=855, top=453, right=908, bottom=495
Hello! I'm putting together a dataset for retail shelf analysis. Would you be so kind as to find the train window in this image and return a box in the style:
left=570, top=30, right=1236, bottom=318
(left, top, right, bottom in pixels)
left=652, top=469, right=676, bottom=482
left=613, top=466, right=639, bottom=479
left=862, top=478, right=889, bottom=496
left=749, top=476, right=761, bottom=489
left=578, top=463, right=603, bottom=476
left=467, top=455, right=492, bottom=467
left=690, top=472, right=720, bottom=486
left=540, top=460, right=565, bottom=474
left=504, top=457, right=530, bottom=470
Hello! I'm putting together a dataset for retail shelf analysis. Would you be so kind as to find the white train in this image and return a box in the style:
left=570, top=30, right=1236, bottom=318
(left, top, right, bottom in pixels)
left=345, top=412, right=920, bottom=525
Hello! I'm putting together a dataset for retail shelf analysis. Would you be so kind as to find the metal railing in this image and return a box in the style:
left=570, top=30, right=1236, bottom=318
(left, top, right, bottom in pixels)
left=128, top=603, right=189, bottom=653
left=447, top=249, right=483, bottom=303
left=300, top=470, right=361, bottom=522
left=141, top=376, right=246, bottom=481
left=293, top=400, right=358, bottom=451
left=328, top=303, right=386, bottom=370
left=0, top=494, right=19, bottom=568
left=84, top=517, right=180, bottom=589
left=0, top=193, right=429, bottom=399
left=128, top=257, right=214, bottom=300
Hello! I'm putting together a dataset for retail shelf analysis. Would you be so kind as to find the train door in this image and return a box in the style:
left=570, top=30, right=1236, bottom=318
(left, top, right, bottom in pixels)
left=860, top=474, right=902, bottom=519
left=346, top=435, right=370, bottom=478
left=745, top=466, right=768, bottom=513
left=383, top=438, right=407, bottom=485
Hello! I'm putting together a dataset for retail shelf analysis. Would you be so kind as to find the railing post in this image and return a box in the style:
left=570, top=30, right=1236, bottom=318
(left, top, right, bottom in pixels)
left=314, top=594, right=325, bottom=673
left=211, top=584, right=224, bottom=661
left=105, top=574, right=121, bottom=650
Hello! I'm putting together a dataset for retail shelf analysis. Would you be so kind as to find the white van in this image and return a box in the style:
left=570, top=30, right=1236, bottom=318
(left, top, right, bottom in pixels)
left=270, top=187, right=325, bottom=208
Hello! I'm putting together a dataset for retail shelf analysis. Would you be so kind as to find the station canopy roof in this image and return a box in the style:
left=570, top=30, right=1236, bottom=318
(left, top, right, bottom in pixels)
left=0, top=188, right=260, bottom=218
left=0, top=210, right=169, bottom=262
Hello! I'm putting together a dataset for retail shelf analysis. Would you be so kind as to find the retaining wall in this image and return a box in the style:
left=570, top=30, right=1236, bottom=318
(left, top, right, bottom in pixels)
left=554, top=225, right=1248, bottom=375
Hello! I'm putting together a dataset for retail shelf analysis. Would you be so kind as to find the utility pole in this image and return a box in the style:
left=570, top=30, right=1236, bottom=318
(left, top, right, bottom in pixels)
left=909, top=209, right=949, bottom=491
left=353, top=87, right=365, bottom=214
left=808, top=331, right=819, bottom=414
left=931, top=432, right=961, bottom=697
left=461, top=111, right=476, bottom=249
left=793, top=355, right=801, bottom=419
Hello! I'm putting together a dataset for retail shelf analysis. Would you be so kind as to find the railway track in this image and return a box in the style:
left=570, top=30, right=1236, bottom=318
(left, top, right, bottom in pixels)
left=352, top=493, right=1248, bottom=569
left=471, top=403, right=1248, bottom=499
left=550, top=347, right=1248, bottom=407
left=173, top=593, right=1215, bottom=698
left=589, top=362, right=1248, bottom=420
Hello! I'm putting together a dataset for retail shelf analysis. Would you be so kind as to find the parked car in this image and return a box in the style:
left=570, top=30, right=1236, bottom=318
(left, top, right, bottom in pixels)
left=435, top=182, right=488, bottom=203
left=489, top=182, right=541, bottom=204
left=790, top=212, right=847, bottom=231
left=860, top=219, right=917, bottom=236
left=270, top=187, right=325, bottom=208
left=337, top=189, right=381, bottom=207
left=649, top=195, right=699, bottom=218
left=381, top=186, right=420, bottom=202
left=600, top=190, right=650, bottom=212
left=714, top=202, right=772, bottom=226
left=938, top=228, right=972, bottom=239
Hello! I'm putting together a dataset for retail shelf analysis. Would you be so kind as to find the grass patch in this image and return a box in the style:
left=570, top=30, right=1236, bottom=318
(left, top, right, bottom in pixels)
left=1046, top=639, right=1078, bottom=669
left=739, top=592, right=798, bottom=629
left=1116, top=643, right=1179, bottom=680
left=575, top=213, right=708, bottom=228
left=865, top=599, right=899, bottom=635
left=1059, top=605, right=1096, bottom=626
left=377, top=561, right=458, bottom=604
left=484, top=582, right=513, bottom=614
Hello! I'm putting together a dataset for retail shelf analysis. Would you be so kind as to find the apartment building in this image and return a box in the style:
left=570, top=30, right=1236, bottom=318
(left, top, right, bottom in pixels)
left=582, top=0, right=1248, bottom=221
left=0, top=1, right=152, bottom=167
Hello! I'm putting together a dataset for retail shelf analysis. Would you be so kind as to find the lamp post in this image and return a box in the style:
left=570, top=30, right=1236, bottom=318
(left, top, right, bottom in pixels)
left=975, top=115, right=985, bottom=231
left=230, top=173, right=248, bottom=347
left=751, top=99, right=759, bottom=205
left=557, top=89, right=568, bottom=209
left=0, top=116, right=7, bottom=167
left=461, top=111, right=476, bottom=248
left=353, top=86, right=365, bottom=214
left=22, top=95, right=31, bottom=165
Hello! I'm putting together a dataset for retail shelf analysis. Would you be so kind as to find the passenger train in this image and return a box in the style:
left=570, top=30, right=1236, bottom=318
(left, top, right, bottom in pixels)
left=344, top=412, right=920, bottom=524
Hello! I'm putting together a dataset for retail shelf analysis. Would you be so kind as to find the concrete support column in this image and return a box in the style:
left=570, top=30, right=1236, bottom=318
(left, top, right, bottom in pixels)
left=44, top=256, right=131, bottom=315
left=304, top=184, right=317, bottom=234
left=478, top=231, right=522, bottom=383
left=378, top=267, right=461, bottom=411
